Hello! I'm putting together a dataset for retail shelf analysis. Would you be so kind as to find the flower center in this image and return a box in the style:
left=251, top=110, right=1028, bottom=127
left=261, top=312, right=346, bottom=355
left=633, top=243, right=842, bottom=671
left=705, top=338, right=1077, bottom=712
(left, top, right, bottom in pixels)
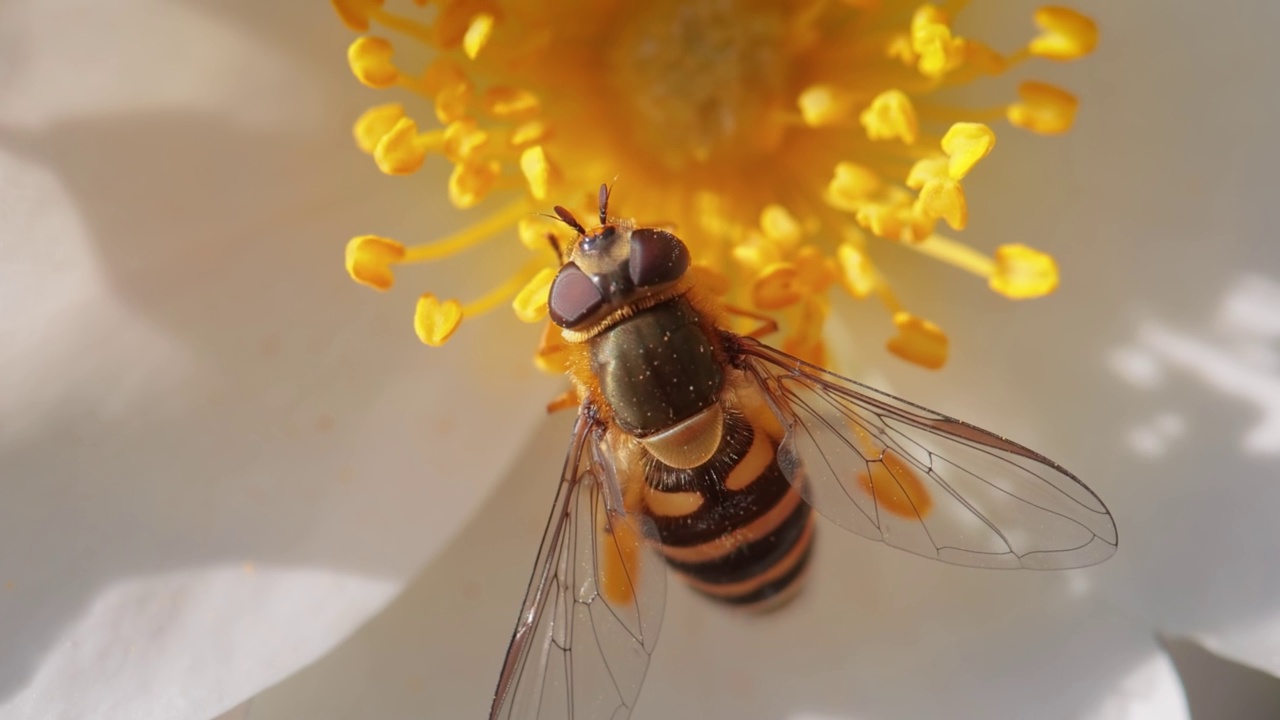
left=607, top=0, right=789, bottom=170
left=334, top=0, right=1099, bottom=369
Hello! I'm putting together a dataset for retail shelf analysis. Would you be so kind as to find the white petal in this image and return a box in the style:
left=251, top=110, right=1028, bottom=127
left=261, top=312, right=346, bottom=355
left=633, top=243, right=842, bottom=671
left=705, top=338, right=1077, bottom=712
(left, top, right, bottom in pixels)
left=244, top=415, right=1187, bottom=720
left=0, top=566, right=397, bottom=720
left=0, top=1, right=556, bottom=718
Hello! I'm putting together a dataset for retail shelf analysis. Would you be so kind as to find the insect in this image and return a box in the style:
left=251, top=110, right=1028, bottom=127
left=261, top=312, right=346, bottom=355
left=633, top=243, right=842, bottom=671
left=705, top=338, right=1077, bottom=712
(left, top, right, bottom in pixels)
left=489, top=184, right=1118, bottom=720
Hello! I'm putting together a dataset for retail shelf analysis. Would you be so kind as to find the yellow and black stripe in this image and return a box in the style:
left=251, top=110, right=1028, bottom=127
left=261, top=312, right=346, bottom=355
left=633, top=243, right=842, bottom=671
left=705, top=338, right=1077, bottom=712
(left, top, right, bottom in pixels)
left=642, top=410, right=814, bottom=608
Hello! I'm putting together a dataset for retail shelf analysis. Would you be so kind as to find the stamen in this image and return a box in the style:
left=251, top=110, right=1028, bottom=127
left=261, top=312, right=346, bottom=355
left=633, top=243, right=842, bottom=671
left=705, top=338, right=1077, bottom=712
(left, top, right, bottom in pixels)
left=434, top=81, right=474, bottom=124
left=414, top=294, right=464, bottom=346
left=346, top=235, right=405, bottom=290
left=752, top=263, right=803, bottom=310
left=909, top=234, right=995, bottom=278
left=759, top=205, right=803, bottom=249
left=365, top=6, right=436, bottom=46
left=1028, top=7, right=1098, bottom=61
left=463, top=13, right=496, bottom=60
left=513, top=267, right=557, bottom=322
left=797, top=84, right=855, bottom=127
left=403, top=199, right=532, bottom=263
left=910, top=6, right=966, bottom=79
left=484, top=87, right=541, bottom=120
left=827, top=162, right=884, bottom=211
left=347, top=37, right=400, bottom=89
left=519, top=145, right=553, bottom=200
left=333, top=0, right=1093, bottom=368
left=1007, top=81, right=1078, bottom=135
left=860, top=90, right=919, bottom=144
left=330, top=0, right=384, bottom=32
left=353, top=102, right=406, bottom=154
left=442, top=119, right=490, bottom=162
left=915, top=177, right=967, bottom=230
left=837, top=242, right=877, bottom=299
left=463, top=259, right=545, bottom=317
left=374, top=117, right=444, bottom=175
left=990, top=244, right=1059, bottom=298
left=886, top=312, right=948, bottom=369
left=940, top=122, right=995, bottom=178
left=449, top=159, right=502, bottom=207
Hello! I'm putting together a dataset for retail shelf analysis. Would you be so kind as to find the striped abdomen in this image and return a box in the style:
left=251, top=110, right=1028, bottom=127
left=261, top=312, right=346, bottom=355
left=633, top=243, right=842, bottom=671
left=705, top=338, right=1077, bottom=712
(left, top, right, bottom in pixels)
left=641, top=409, right=814, bottom=608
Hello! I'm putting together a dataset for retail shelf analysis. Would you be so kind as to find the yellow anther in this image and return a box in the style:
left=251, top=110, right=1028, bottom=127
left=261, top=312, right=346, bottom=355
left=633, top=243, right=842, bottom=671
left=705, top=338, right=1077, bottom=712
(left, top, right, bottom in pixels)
left=911, top=6, right=965, bottom=79
left=827, top=162, right=883, bottom=210
left=448, top=159, right=501, bottom=208
left=905, top=157, right=948, bottom=190
left=916, top=177, right=967, bottom=230
left=434, top=81, right=473, bottom=124
left=837, top=242, right=876, bottom=299
left=331, top=0, right=384, bottom=32
left=509, top=120, right=550, bottom=148
left=860, top=90, right=918, bottom=144
left=1029, top=7, right=1098, bottom=61
left=732, top=241, right=777, bottom=272
left=759, top=204, right=803, bottom=249
left=463, top=13, right=496, bottom=60
left=520, top=145, right=553, bottom=200
left=990, top=244, right=1059, bottom=298
left=914, top=23, right=966, bottom=78
left=887, top=33, right=917, bottom=65
left=442, top=119, right=490, bottom=163
left=345, top=235, right=406, bottom=291
left=752, top=263, right=804, bottom=310
left=1007, top=81, right=1078, bottom=135
left=374, top=117, right=442, bottom=175
left=485, top=87, right=541, bottom=119
left=856, top=203, right=934, bottom=243
left=414, top=294, right=464, bottom=347
left=353, top=102, right=406, bottom=154
left=347, top=37, right=399, bottom=89
left=886, top=312, right=948, bottom=369
left=513, top=267, right=557, bottom=322
left=797, top=84, right=854, bottom=127
left=941, top=123, right=995, bottom=179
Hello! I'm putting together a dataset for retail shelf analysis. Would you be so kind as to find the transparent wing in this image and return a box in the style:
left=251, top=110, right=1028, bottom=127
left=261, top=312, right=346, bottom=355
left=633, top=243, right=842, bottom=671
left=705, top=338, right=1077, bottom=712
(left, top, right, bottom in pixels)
left=490, top=411, right=666, bottom=720
left=730, top=334, right=1117, bottom=570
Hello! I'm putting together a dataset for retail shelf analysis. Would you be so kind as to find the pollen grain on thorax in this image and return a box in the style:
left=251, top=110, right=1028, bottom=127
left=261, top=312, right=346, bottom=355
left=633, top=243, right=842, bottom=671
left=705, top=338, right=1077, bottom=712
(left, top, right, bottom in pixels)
left=333, top=0, right=1096, bottom=369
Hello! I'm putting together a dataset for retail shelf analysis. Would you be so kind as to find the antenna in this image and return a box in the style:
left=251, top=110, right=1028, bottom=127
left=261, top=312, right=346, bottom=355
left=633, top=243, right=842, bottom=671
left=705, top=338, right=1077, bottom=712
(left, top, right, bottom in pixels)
left=546, top=233, right=564, bottom=263
left=598, top=182, right=612, bottom=225
left=550, top=206, right=586, bottom=235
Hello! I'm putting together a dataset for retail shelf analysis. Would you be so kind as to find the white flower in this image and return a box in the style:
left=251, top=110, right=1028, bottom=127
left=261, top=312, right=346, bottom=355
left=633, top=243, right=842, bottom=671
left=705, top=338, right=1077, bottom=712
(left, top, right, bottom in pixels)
left=3, top=1, right=1279, bottom=720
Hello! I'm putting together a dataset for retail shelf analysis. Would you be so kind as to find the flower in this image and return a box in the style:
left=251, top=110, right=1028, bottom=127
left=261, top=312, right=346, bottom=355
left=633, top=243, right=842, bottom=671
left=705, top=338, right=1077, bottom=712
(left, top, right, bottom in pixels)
left=335, top=0, right=1094, bottom=369
left=7, top=2, right=1280, bottom=720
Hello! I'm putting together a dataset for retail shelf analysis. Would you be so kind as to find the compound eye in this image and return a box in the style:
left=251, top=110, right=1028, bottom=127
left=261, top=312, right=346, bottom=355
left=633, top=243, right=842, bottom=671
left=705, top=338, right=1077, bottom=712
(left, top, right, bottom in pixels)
left=548, top=262, right=606, bottom=328
left=628, top=228, right=690, bottom=287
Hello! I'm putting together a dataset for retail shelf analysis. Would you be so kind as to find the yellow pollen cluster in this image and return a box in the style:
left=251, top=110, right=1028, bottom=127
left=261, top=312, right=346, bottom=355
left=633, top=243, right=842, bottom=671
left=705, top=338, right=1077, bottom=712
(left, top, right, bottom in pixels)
left=335, top=0, right=1097, bottom=370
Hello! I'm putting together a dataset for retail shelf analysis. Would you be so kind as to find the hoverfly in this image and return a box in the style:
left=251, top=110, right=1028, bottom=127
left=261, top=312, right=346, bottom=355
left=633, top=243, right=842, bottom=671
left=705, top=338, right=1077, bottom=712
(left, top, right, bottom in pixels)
left=489, top=185, right=1117, bottom=720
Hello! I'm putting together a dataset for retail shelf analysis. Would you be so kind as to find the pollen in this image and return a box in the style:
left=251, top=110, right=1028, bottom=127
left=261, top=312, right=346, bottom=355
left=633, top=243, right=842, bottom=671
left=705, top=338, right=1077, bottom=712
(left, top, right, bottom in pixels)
left=333, top=1, right=1097, bottom=365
